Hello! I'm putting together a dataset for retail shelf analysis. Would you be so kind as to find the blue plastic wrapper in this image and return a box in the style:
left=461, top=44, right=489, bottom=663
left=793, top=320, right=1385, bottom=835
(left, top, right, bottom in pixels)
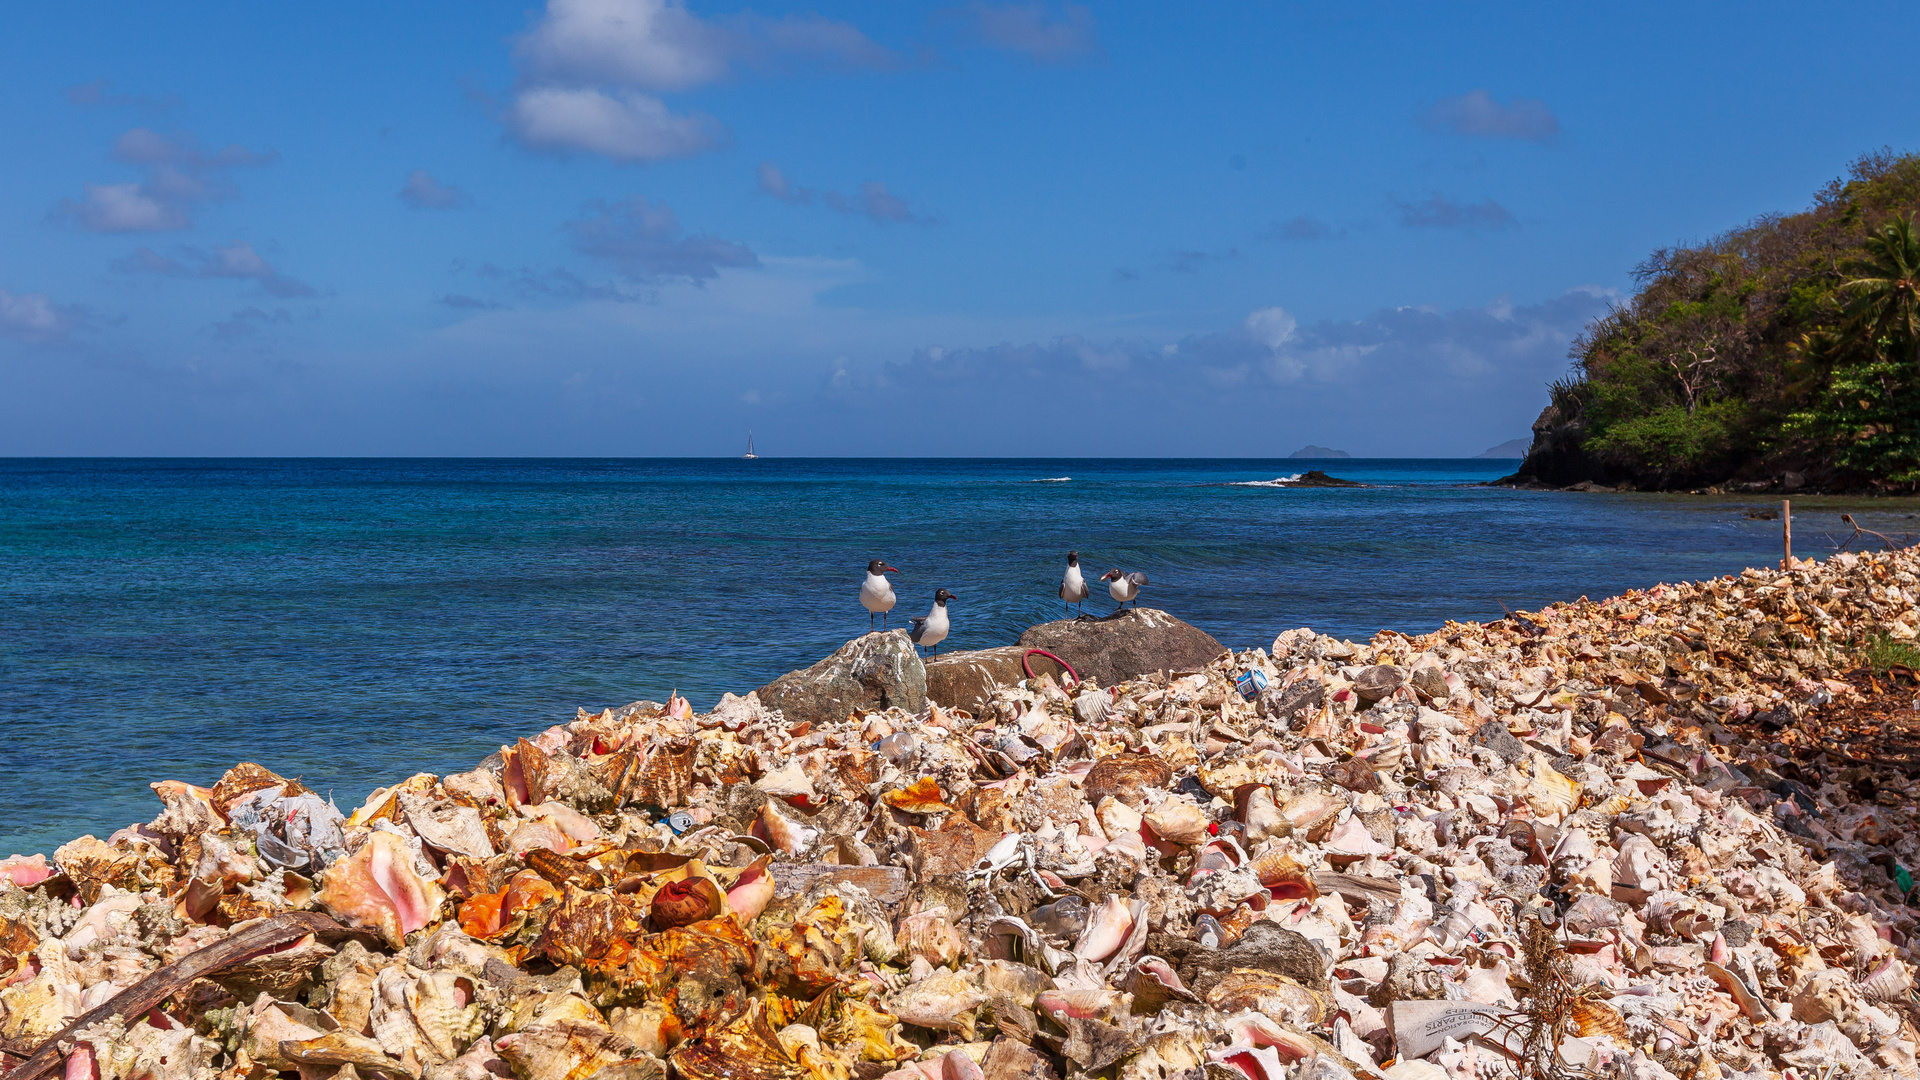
left=1235, top=669, right=1269, bottom=700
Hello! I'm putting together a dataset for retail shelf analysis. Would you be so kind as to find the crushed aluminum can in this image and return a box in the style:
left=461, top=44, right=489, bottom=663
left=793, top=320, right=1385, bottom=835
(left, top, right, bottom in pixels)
left=664, top=810, right=697, bottom=835
left=1235, top=669, right=1269, bottom=700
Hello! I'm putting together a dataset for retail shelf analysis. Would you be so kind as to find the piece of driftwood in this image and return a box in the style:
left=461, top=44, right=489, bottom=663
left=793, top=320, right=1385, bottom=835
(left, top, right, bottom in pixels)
left=2, top=912, right=368, bottom=1080
left=1836, top=513, right=1912, bottom=553
left=1314, top=872, right=1401, bottom=907
left=768, top=864, right=909, bottom=909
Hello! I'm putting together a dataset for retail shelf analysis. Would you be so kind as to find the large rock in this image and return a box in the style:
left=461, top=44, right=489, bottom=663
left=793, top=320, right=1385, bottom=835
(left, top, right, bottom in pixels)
left=755, top=631, right=926, bottom=726
left=1016, top=609, right=1226, bottom=688
left=925, top=646, right=1074, bottom=713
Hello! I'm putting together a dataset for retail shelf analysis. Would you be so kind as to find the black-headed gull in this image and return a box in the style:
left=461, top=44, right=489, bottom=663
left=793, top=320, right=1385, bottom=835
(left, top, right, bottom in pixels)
left=1100, top=568, right=1148, bottom=610
left=909, top=589, right=955, bottom=653
left=1059, top=551, right=1089, bottom=617
left=861, top=559, right=898, bottom=629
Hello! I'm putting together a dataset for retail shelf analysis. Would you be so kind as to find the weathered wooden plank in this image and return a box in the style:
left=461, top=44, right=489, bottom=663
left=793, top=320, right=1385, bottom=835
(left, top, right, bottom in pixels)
left=769, top=863, right=910, bottom=909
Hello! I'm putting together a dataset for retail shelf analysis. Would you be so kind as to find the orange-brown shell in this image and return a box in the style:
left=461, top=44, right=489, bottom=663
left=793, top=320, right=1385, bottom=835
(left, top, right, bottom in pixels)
left=880, top=777, right=956, bottom=815
left=1083, top=755, right=1172, bottom=809
left=1248, top=850, right=1319, bottom=902
left=649, top=878, right=726, bottom=931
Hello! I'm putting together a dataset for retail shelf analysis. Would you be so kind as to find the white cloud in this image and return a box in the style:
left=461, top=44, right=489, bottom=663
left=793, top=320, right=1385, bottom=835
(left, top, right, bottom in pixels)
left=0, top=289, right=81, bottom=342
left=1421, top=90, right=1560, bottom=142
left=504, top=88, right=721, bottom=162
left=953, top=3, right=1101, bottom=64
left=856, top=289, right=1612, bottom=400
left=65, top=79, right=179, bottom=110
left=119, top=241, right=317, bottom=298
left=757, top=161, right=801, bottom=202
left=56, top=128, right=276, bottom=233
left=1243, top=306, right=1296, bottom=348
left=399, top=170, right=469, bottom=210
left=518, top=0, right=733, bottom=92
left=1395, top=194, right=1516, bottom=230
left=70, top=182, right=187, bottom=232
left=211, top=306, right=294, bottom=340
left=564, top=196, right=759, bottom=282
left=505, top=0, right=889, bottom=161
left=755, top=162, right=930, bottom=224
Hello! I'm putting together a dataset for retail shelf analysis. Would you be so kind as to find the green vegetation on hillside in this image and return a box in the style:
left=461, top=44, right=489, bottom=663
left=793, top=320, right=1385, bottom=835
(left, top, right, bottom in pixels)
left=1546, top=149, right=1920, bottom=490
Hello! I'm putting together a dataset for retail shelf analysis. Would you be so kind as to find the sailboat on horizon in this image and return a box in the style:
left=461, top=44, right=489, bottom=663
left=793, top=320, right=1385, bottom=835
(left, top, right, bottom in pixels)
left=742, top=433, right=758, bottom=460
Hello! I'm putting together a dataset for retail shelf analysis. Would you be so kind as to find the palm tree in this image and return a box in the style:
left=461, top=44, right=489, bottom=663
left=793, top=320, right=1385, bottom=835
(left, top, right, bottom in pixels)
left=1840, top=215, right=1920, bottom=365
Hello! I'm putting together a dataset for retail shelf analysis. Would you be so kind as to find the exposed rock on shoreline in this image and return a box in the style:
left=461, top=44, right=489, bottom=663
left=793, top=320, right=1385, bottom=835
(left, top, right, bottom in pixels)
left=1286, top=470, right=1362, bottom=488
left=924, top=610, right=1224, bottom=714
left=754, top=629, right=927, bottom=727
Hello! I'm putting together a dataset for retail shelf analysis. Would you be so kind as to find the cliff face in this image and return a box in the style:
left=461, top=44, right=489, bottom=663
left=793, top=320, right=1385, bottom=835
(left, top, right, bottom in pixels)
left=1502, top=403, right=1615, bottom=488
left=1500, top=403, right=1842, bottom=493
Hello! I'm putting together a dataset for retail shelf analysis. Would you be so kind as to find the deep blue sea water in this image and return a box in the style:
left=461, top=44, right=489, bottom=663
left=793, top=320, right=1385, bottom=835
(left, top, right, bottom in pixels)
left=4, top=457, right=1918, bottom=857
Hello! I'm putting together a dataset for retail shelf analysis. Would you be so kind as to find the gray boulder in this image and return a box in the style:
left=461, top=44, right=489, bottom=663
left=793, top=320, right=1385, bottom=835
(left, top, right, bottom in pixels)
left=1016, top=608, right=1226, bottom=688
left=925, top=646, right=1047, bottom=714
left=755, top=630, right=927, bottom=726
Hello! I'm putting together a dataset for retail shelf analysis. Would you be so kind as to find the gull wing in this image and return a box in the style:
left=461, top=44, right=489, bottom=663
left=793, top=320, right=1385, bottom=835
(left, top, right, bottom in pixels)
left=908, top=615, right=929, bottom=642
left=1126, top=572, right=1150, bottom=587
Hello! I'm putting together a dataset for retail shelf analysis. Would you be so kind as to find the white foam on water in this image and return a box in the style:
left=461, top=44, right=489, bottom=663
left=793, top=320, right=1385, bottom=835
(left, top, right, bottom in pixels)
left=1225, top=474, right=1305, bottom=487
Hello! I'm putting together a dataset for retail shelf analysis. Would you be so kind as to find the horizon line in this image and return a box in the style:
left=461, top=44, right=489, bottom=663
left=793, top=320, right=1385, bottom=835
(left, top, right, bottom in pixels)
left=0, top=454, right=1527, bottom=462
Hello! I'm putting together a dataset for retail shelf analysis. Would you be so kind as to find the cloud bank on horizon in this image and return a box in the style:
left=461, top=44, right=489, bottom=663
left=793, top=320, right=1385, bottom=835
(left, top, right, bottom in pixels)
left=1, top=0, right=1909, bottom=455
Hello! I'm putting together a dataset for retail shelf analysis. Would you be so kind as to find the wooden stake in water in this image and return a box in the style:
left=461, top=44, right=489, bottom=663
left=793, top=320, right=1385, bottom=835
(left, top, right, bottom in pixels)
left=1782, top=499, right=1792, bottom=569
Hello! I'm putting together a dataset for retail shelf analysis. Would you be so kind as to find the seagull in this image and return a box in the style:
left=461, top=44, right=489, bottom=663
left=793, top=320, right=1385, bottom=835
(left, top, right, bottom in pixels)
left=1100, top=569, right=1149, bottom=611
left=1059, top=551, right=1089, bottom=617
left=909, top=589, right=956, bottom=654
left=860, top=559, right=899, bottom=629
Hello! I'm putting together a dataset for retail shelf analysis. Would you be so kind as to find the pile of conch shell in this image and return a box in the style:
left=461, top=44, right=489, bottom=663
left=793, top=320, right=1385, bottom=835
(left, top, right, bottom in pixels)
left=7, top=546, right=1920, bottom=1080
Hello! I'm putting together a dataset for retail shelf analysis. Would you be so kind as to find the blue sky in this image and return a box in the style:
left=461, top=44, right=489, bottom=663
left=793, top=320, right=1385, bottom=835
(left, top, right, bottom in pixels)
left=3, top=1, right=1916, bottom=456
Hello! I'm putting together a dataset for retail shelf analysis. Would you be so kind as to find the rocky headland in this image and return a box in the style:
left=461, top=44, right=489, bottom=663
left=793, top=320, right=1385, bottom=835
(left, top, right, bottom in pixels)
left=4, top=552, right=1920, bottom=1080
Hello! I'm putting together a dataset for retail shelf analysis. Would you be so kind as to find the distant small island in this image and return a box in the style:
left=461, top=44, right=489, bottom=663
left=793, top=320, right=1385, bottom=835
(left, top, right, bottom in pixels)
left=1289, top=445, right=1351, bottom=458
left=1506, top=149, right=1920, bottom=494
left=1474, top=439, right=1530, bottom=459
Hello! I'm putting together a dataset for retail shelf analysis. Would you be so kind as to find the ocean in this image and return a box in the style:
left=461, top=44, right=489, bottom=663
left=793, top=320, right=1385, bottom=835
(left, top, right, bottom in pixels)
left=3, top=457, right=1915, bottom=856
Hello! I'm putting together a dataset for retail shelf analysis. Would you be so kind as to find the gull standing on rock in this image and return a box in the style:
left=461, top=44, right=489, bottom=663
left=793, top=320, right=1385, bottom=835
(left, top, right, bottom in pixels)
left=1059, top=551, right=1089, bottom=618
left=1101, top=569, right=1149, bottom=611
left=909, top=589, right=955, bottom=654
left=860, top=559, right=898, bottom=629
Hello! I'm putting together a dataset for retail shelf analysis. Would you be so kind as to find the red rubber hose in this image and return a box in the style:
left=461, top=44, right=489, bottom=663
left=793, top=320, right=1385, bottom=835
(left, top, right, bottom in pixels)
left=1022, top=648, right=1080, bottom=687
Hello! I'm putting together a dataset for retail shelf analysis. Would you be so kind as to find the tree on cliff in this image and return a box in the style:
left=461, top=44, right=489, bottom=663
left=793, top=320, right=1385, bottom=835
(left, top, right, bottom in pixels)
left=1524, top=149, right=1920, bottom=490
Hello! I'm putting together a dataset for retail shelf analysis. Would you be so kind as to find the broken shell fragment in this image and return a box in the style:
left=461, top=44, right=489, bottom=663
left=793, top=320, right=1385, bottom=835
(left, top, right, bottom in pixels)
left=1072, top=895, right=1135, bottom=962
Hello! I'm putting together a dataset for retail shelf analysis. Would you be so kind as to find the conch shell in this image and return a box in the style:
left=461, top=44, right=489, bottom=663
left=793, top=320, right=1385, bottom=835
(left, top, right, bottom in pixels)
left=1248, top=849, right=1318, bottom=902
left=888, top=970, right=988, bottom=1038
left=1073, top=895, right=1135, bottom=962
left=724, top=856, right=776, bottom=922
left=1203, top=970, right=1328, bottom=1026
left=1861, top=955, right=1915, bottom=1003
left=899, top=906, right=966, bottom=968
left=1121, top=957, right=1198, bottom=1013
left=1239, top=785, right=1286, bottom=842
left=754, top=801, right=818, bottom=855
left=1524, top=757, right=1581, bottom=817
left=316, top=831, right=448, bottom=948
left=648, top=878, right=724, bottom=930
left=1143, top=797, right=1210, bottom=846
left=1083, top=755, right=1172, bottom=809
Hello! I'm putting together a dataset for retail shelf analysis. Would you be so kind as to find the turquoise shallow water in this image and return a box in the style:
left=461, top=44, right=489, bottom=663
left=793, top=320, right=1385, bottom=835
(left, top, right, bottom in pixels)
left=3, top=457, right=1917, bottom=856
